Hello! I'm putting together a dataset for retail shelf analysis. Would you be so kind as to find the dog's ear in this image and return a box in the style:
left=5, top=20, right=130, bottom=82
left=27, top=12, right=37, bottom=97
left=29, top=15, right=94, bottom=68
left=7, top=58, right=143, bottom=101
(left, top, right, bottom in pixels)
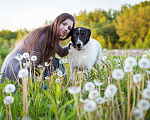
left=86, top=29, right=91, bottom=43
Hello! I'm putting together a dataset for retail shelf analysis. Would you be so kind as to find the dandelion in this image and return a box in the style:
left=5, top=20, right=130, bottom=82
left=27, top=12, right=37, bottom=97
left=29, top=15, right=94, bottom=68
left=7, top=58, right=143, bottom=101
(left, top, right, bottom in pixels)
left=115, top=64, right=120, bottom=68
left=88, top=90, right=99, bottom=99
left=59, top=60, right=63, bottom=64
left=94, top=79, right=103, bottom=86
left=68, top=86, right=81, bottom=94
left=124, top=65, right=133, bottom=72
left=4, top=96, right=14, bottom=105
left=23, top=52, right=29, bottom=59
left=107, top=60, right=111, bottom=64
left=115, top=59, right=120, bottom=63
left=137, top=99, right=150, bottom=110
left=138, top=58, right=150, bottom=69
left=57, top=70, right=63, bottom=76
left=96, top=97, right=105, bottom=104
left=104, top=85, right=117, bottom=98
left=31, top=55, right=37, bottom=62
left=143, top=88, right=150, bottom=99
left=44, top=62, right=49, bottom=67
left=63, top=58, right=68, bottom=63
left=83, top=100, right=97, bottom=112
left=4, top=84, right=16, bottom=93
left=103, top=56, right=107, bottom=61
left=18, top=69, right=28, bottom=78
left=37, top=64, right=43, bottom=68
left=103, top=48, right=107, bottom=52
left=45, top=76, right=50, bottom=80
left=55, top=78, right=60, bottom=82
left=133, top=74, right=142, bottom=83
left=112, top=69, right=124, bottom=80
left=124, top=57, right=137, bottom=67
left=84, top=82, right=95, bottom=91
left=132, top=109, right=143, bottom=119
left=23, top=62, right=30, bottom=68
left=49, top=56, right=53, bottom=60
left=142, top=54, right=147, bottom=58
left=15, top=54, right=23, bottom=61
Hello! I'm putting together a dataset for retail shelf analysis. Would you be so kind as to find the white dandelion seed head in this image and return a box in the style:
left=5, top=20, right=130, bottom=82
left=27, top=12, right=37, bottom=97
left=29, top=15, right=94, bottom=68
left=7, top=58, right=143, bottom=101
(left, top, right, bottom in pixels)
left=142, top=54, right=147, bottom=58
left=59, top=60, right=63, bottom=64
left=115, top=64, right=120, bottom=68
left=45, top=76, right=50, bottom=80
left=138, top=58, right=150, bottom=69
left=112, top=69, right=124, bottom=80
left=49, top=56, right=53, bottom=60
left=15, top=54, right=23, bottom=61
left=57, top=70, right=63, bottom=77
left=115, top=59, right=120, bottom=64
left=63, top=58, right=68, bottom=63
left=55, top=78, right=60, bottom=82
left=133, top=74, right=142, bottom=83
left=88, top=90, right=99, bottom=99
left=132, top=109, right=143, bottom=119
left=124, top=65, right=133, bottom=72
left=44, top=62, right=49, bottom=67
left=18, top=69, right=28, bottom=78
left=23, top=62, right=30, bottom=68
left=68, top=86, right=81, bottom=94
left=83, top=100, right=97, bottom=112
left=96, top=97, right=105, bottom=104
left=4, top=84, right=16, bottom=93
left=107, top=60, right=111, bottom=64
left=124, top=57, right=137, bottom=67
left=23, top=52, right=29, bottom=59
left=94, top=79, right=103, bottom=86
left=103, top=56, right=107, bottom=61
left=103, top=48, right=107, bottom=52
left=104, top=85, right=118, bottom=98
left=143, top=88, right=150, bottom=99
left=31, top=55, right=37, bottom=62
left=4, top=96, right=14, bottom=105
left=84, top=82, right=95, bottom=91
left=137, top=99, right=150, bottom=111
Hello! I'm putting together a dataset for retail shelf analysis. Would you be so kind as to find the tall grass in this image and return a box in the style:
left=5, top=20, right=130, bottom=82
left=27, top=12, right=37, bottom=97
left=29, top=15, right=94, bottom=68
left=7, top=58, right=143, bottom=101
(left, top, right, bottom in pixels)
left=0, top=49, right=150, bottom=120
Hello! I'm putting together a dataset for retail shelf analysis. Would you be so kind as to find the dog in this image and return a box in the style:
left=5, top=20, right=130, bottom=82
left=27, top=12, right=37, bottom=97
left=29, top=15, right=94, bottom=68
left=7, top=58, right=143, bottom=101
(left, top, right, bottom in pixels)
left=68, top=27, right=103, bottom=84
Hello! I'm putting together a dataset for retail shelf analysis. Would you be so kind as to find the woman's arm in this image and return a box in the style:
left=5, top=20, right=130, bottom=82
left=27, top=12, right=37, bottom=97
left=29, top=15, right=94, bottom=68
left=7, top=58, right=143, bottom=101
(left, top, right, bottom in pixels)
left=56, top=43, right=69, bottom=57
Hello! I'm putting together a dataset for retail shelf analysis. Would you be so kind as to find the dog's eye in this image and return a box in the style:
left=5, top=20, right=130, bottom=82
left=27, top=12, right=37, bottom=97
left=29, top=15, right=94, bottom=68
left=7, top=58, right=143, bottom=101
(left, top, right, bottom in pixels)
left=74, top=34, right=77, bottom=37
left=82, top=33, right=85, bottom=37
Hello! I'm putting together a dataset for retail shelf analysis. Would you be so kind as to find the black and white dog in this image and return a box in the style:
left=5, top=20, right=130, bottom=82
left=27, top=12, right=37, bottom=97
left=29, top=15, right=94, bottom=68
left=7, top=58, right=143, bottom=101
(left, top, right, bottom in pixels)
left=68, top=27, right=103, bottom=83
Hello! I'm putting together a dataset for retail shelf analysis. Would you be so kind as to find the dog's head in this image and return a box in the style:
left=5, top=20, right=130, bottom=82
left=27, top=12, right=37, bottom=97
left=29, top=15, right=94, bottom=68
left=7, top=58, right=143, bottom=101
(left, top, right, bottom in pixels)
left=71, top=27, right=91, bottom=51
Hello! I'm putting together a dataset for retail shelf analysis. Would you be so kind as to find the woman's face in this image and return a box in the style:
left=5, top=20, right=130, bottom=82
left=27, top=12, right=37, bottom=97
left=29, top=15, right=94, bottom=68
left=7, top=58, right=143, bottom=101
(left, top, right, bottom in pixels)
left=60, top=19, right=73, bottom=37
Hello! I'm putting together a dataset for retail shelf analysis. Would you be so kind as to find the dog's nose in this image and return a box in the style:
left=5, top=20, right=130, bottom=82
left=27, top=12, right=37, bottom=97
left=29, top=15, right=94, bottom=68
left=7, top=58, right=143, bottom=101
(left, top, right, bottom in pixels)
left=77, top=43, right=81, bottom=48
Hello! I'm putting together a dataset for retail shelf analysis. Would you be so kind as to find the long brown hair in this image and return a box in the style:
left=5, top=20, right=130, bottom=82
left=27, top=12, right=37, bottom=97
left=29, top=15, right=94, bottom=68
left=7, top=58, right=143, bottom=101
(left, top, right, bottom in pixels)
left=22, top=13, right=75, bottom=64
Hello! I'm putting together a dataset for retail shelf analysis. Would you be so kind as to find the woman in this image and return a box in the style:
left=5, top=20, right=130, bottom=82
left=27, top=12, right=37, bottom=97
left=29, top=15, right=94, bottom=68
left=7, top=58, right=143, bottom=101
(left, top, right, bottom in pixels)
left=0, top=13, right=75, bottom=84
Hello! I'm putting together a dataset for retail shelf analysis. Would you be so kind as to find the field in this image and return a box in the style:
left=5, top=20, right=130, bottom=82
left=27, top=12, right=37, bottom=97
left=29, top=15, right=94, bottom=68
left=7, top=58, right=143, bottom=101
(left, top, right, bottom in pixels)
left=0, top=49, right=150, bottom=120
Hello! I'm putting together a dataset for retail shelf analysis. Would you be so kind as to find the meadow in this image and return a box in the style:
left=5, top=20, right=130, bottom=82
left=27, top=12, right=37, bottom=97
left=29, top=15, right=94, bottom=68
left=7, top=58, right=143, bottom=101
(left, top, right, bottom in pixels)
left=0, top=49, right=150, bottom=120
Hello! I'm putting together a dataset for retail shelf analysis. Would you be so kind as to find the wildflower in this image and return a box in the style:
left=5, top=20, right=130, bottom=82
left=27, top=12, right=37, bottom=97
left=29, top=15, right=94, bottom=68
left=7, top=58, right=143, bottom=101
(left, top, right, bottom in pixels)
left=55, top=78, right=60, bottom=82
left=79, top=98, right=90, bottom=103
left=88, top=90, right=99, bottom=99
left=107, top=60, right=111, bottom=64
left=31, top=55, right=37, bottom=62
left=124, top=57, right=137, bottom=67
left=18, top=69, right=28, bottom=78
left=49, top=56, right=53, bottom=60
left=132, top=109, right=143, bottom=119
left=45, top=62, right=49, bottom=67
left=104, top=84, right=117, bottom=98
left=112, top=69, right=124, bottom=80
left=83, top=100, right=97, bottom=112
left=68, top=86, right=81, bottom=94
left=96, top=97, right=105, bottom=104
left=59, top=60, right=63, bottom=64
left=45, top=76, right=50, bottom=80
left=23, top=52, right=29, bottom=59
left=57, top=70, right=63, bottom=76
left=115, top=64, right=120, bottom=68
left=4, top=96, right=14, bottom=105
left=63, top=58, right=68, bottom=63
left=37, top=64, right=43, bottom=68
left=142, top=88, right=150, bottom=99
left=138, top=58, right=150, bottom=69
left=124, top=65, right=133, bottom=72
left=142, top=54, right=147, bottom=58
left=15, top=54, right=23, bottom=61
left=137, top=99, right=150, bottom=110
left=103, top=48, right=107, bottom=52
left=84, top=82, right=95, bottom=91
left=94, top=79, right=103, bottom=86
left=133, top=74, right=142, bottom=83
left=103, top=56, right=107, bottom=61
left=115, top=59, right=120, bottom=64
left=4, top=84, right=16, bottom=93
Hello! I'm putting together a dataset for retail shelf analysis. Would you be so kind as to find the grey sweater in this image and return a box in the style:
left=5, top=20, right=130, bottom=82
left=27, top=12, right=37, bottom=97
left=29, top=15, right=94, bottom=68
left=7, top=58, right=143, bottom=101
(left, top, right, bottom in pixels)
left=0, top=33, right=69, bottom=83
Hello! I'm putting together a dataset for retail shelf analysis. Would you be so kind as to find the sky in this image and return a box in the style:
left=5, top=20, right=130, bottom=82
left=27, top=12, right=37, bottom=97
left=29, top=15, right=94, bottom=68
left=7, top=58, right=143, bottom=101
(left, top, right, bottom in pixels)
left=0, top=0, right=146, bottom=31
